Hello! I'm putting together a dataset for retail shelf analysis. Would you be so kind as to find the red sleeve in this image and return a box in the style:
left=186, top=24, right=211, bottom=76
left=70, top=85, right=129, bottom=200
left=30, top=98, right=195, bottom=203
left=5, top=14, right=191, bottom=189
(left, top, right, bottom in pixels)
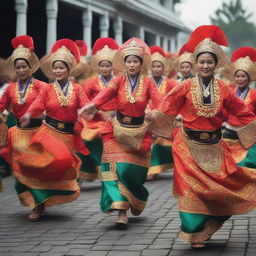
left=82, top=79, right=94, bottom=100
left=158, top=81, right=187, bottom=116
left=248, top=90, right=256, bottom=114
left=92, top=77, right=119, bottom=109
left=224, top=86, right=256, bottom=126
left=0, top=85, right=11, bottom=113
left=166, top=78, right=177, bottom=93
left=27, top=85, right=47, bottom=118
left=148, top=78, right=162, bottom=109
left=77, top=84, right=90, bottom=108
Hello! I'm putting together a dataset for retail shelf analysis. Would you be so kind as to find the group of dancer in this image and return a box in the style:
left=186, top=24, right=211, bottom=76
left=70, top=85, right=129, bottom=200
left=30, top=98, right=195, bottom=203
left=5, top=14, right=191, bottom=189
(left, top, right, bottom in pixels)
left=1, top=24, right=256, bottom=248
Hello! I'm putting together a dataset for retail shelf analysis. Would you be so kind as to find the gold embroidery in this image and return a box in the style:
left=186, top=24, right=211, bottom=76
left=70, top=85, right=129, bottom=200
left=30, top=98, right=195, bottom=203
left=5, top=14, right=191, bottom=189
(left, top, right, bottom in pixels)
left=111, top=201, right=130, bottom=210
left=159, top=79, right=167, bottom=95
left=244, top=89, right=251, bottom=105
left=125, top=74, right=144, bottom=103
left=53, top=81, right=74, bottom=107
left=191, top=76, right=220, bottom=117
left=186, top=138, right=223, bottom=173
left=179, top=219, right=224, bottom=243
left=237, top=120, right=256, bottom=149
left=112, top=118, right=148, bottom=150
left=99, top=163, right=118, bottom=181
left=15, top=81, right=34, bottom=105
left=0, top=123, right=8, bottom=147
left=118, top=182, right=146, bottom=212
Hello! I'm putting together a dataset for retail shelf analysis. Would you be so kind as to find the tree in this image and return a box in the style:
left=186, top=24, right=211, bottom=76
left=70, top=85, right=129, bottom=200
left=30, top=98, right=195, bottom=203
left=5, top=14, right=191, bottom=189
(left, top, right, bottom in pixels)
left=210, top=0, right=256, bottom=53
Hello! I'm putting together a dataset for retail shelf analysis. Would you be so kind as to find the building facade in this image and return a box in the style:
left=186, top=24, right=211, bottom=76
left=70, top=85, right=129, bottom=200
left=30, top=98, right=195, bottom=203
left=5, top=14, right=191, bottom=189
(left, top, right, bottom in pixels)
left=1, top=0, right=189, bottom=59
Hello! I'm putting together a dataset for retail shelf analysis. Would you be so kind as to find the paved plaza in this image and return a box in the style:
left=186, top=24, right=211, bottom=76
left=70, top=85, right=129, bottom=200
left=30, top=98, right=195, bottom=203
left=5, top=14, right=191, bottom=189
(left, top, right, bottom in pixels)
left=0, top=173, right=255, bottom=256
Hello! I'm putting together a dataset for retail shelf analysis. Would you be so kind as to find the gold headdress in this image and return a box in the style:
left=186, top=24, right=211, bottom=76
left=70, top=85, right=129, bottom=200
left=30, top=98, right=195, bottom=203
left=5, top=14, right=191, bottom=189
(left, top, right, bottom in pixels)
left=186, top=25, right=229, bottom=69
left=150, top=46, right=169, bottom=74
left=113, top=37, right=151, bottom=75
left=90, top=37, right=119, bottom=73
left=40, top=39, right=80, bottom=80
left=230, top=47, right=256, bottom=81
left=4, top=35, right=40, bottom=79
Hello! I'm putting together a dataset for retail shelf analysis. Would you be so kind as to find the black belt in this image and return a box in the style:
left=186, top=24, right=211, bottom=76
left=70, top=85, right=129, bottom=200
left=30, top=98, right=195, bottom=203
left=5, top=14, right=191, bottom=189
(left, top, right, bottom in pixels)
left=46, top=116, right=74, bottom=133
left=16, top=118, right=42, bottom=129
left=116, top=111, right=144, bottom=126
left=223, top=128, right=239, bottom=140
left=184, top=128, right=222, bottom=144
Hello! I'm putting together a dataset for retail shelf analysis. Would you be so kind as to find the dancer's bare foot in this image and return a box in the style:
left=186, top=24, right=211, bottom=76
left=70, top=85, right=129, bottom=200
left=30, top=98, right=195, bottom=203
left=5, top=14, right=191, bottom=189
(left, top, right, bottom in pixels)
left=131, top=207, right=141, bottom=216
left=147, top=174, right=156, bottom=181
left=116, top=210, right=128, bottom=228
left=191, top=243, right=205, bottom=248
left=27, top=204, right=45, bottom=222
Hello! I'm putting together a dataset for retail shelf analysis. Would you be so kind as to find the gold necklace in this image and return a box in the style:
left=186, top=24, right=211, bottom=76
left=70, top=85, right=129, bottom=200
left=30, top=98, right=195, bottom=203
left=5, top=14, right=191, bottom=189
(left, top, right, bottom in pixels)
left=191, top=76, right=220, bottom=118
left=15, top=80, right=34, bottom=105
left=53, top=81, right=73, bottom=107
left=125, top=74, right=144, bottom=103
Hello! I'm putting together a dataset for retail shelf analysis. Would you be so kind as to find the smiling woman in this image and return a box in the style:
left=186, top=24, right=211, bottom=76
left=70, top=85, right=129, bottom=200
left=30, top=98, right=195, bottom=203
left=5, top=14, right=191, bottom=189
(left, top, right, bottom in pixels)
left=150, top=25, right=256, bottom=248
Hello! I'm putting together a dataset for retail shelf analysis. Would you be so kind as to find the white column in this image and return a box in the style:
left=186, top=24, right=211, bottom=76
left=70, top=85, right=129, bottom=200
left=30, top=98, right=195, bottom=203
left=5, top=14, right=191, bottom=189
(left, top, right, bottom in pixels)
left=82, top=7, right=92, bottom=54
left=15, top=0, right=27, bottom=36
left=155, top=35, right=160, bottom=46
left=163, top=37, right=168, bottom=51
left=114, top=16, right=123, bottom=45
left=46, top=0, right=58, bottom=53
left=138, top=26, right=145, bottom=41
left=171, top=37, right=176, bottom=52
left=100, top=11, right=109, bottom=38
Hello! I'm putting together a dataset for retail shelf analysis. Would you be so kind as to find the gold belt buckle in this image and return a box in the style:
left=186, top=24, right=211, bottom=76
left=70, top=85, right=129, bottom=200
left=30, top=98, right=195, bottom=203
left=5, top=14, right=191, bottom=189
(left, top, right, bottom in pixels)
left=199, top=132, right=209, bottom=140
left=57, top=122, right=65, bottom=129
left=122, top=116, right=132, bottom=124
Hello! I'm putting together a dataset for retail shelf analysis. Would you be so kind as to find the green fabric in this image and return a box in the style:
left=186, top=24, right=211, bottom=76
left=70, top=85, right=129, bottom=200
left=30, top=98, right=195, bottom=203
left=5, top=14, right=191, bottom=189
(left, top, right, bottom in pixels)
left=6, top=114, right=16, bottom=128
left=179, top=212, right=230, bottom=233
left=100, top=162, right=148, bottom=212
left=238, top=144, right=256, bottom=168
left=150, top=144, right=173, bottom=166
left=15, top=180, right=76, bottom=205
left=77, top=138, right=103, bottom=177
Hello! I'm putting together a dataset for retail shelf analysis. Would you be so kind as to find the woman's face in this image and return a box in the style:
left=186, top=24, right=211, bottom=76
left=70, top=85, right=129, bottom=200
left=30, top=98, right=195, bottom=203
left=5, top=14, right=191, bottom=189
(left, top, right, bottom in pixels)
left=125, top=55, right=142, bottom=76
left=14, top=59, right=31, bottom=80
left=99, top=60, right=112, bottom=77
left=52, top=61, right=69, bottom=83
left=180, top=62, right=192, bottom=78
left=196, top=53, right=217, bottom=79
left=151, top=61, right=164, bottom=77
left=235, top=70, right=250, bottom=89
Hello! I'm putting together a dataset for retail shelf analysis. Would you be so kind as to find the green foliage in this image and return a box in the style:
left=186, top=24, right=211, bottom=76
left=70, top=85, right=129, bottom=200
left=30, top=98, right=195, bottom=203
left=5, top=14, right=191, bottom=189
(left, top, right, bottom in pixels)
left=210, top=0, right=256, bottom=52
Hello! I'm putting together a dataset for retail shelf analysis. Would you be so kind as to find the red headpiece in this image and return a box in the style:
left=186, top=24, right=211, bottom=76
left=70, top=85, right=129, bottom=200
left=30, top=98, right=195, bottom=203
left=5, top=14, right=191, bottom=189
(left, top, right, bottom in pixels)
left=186, top=25, right=228, bottom=53
left=51, top=39, right=80, bottom=64
left=231, top=47, right=256, bottom=63
left=150, top=46, right=166, bottom=57
left=11, top=35, right=34, bottom=51
left=92, top=37, right=119, bottom=56
left=75, top=40, right=88, bottom=57
left=178, top=43, right=189, bottom=56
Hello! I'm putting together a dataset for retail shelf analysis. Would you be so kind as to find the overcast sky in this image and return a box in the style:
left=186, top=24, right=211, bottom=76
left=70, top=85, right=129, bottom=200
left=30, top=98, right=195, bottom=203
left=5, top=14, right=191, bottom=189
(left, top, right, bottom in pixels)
left=175, top=0, right=256, bottom=30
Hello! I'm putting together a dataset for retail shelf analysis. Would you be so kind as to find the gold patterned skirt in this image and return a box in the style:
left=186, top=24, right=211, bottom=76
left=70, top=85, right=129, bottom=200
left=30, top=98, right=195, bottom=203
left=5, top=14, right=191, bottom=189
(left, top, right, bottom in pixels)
left=8, top=124, right=81, bottom=209
left=173, top=128, right=256, bottom=243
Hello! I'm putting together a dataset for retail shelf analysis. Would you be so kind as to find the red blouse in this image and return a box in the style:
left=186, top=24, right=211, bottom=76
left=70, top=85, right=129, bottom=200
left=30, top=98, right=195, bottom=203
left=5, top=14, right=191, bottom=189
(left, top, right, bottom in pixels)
left=27, top=82, right=89, bottom=123
left=92, top=75, right=162, bottom=116
left=159, top=77, right=256, bottom=130
left=0, top=79, right=47, bottom=119
left=82, top=76, right=116, bottom=111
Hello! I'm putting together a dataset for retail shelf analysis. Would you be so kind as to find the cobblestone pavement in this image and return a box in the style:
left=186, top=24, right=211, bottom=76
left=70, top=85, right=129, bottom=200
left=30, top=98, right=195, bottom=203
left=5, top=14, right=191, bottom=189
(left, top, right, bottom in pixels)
left=0, top=173, right=255, bottom=256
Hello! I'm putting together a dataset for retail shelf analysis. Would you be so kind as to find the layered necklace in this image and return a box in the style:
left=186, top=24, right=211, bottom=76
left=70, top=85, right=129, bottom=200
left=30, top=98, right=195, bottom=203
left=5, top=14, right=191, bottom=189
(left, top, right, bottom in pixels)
left=53, top=80, right=73, bottom=106
left=16, top=77, right=33, bottom=104
left=125, top=73, right=144, bottom=103
left=100, top=74, right=112, bottom=87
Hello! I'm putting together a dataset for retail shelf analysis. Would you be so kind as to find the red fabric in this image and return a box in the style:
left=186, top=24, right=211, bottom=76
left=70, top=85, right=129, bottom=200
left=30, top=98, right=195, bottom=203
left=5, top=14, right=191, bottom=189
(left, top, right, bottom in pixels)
left=228, top=88, right=256, bottom=126
left=231, top=47, right=256, bottom=62
left=82, top=76, right=116, bottom=111
left=12, top=35, right=34, bottom=51
left=28, top=82, right=89, bottom=123
left=159, top=78, right=256, bottom=130
left=92, top=75, right=162, bottom=117
left=0, top=79, right=47, bottom=119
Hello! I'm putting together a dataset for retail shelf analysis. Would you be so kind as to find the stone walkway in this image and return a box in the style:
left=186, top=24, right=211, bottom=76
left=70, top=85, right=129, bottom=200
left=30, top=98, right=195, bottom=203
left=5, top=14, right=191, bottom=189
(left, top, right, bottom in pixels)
left=0, top=173, right=255, bottom=256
